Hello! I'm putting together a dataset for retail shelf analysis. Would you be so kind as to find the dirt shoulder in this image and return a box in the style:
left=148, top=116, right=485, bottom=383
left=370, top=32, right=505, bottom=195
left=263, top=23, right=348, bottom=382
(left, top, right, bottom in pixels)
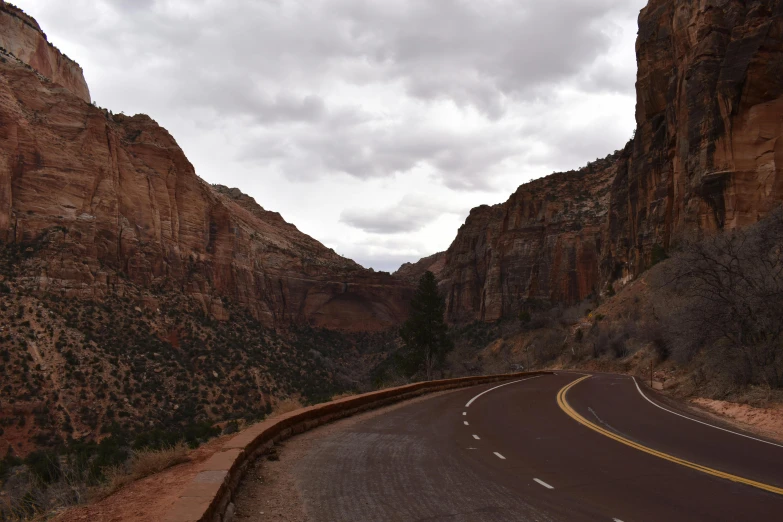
left=689, top=398, right=783, bottom=445
left=52, top=435, right=231, bottom=522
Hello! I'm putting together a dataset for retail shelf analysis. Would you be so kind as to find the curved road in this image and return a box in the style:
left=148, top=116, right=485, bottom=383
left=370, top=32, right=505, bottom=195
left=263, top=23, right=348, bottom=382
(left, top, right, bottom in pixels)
left=244, top=373, right=783, bottom=521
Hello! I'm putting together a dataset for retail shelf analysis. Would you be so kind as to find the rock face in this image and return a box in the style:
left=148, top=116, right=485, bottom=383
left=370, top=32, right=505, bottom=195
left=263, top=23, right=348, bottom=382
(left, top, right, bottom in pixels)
left=0, top=36, right=410, bottom=331
left=0, top=1, right=90, bottom=103
left=435, top=0, right=783, bottom=323
left=440, top=152, right=624, bottom=323
left=393, top=251, right=446, bottom=284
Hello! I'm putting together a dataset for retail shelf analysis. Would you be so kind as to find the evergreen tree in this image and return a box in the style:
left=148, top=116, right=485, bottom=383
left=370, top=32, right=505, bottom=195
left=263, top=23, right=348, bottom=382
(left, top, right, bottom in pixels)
left=398, top=271, right=453, bottom=380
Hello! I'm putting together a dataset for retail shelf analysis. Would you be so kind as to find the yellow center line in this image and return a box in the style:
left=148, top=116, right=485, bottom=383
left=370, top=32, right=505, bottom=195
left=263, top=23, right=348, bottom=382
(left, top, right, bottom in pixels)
left=556, top=375, right=783, bottom=496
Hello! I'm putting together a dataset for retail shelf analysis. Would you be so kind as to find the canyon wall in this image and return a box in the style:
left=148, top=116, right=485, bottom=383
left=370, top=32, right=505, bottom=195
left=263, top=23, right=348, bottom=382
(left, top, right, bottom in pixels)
left=0, top=40, right=410, bottom=332
left=393, top=251, right=446, bottom=284
left=437, top=0, right=783, bottom=323
left=0, top=2, right=90, bottom=103
left=440, top=151, right=626, bottom=323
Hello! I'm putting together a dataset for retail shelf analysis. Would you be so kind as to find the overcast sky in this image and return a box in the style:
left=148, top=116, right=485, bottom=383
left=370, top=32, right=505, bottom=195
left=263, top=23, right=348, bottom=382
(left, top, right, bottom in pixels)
left=17, top=0, right=647, bottom=272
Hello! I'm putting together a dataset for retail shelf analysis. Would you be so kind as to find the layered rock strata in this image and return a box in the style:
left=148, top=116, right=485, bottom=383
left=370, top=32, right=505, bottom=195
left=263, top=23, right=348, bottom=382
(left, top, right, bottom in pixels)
left=0, top=1, right=90, bottom=102
left=0, top=33, right=410, bottom=331
left=434, top=0, right=783, bottom=323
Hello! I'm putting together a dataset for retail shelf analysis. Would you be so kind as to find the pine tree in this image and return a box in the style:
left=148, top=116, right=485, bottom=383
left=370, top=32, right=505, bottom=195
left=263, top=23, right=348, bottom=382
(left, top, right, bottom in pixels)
left=398, top=271, right=453, bottom=381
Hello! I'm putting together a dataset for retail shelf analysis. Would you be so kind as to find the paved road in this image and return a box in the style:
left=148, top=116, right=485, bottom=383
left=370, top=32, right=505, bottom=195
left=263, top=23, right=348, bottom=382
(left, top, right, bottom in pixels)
left=258, top=373, right=783, bottom=521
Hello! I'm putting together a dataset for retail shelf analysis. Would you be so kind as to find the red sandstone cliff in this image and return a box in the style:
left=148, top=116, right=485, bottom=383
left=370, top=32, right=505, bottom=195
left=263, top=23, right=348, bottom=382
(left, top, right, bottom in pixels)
left=0, top=1, right=90, bottom=103
left=439, top=151, right=624, bottom=323
left=433, top=0, right=783, bottom=323
left=0, top=25, right=410, bottom=332
left=393, top=251, right=446, bottom=284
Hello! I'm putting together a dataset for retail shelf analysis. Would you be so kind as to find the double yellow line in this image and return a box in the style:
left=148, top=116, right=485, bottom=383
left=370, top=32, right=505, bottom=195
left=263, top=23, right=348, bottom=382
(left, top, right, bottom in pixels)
left=557, top=375, right=783, bottom=496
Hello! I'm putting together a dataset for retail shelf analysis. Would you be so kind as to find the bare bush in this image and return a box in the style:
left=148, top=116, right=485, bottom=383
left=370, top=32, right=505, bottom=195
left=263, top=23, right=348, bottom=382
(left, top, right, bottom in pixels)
left=92, top=442, right=189, bottom=500
left=0, top=453, right=93, bottom=520
left=589, top=320, right=637, bottom=359
left=528, top=330, right=566, bottom=365
left=560, top=301, right=594, bottom=327
left=657, top=207, right=783, bottom=388
left=128, top=443, right=189, bottom=478
left=637, top=320, right=669, bottom=360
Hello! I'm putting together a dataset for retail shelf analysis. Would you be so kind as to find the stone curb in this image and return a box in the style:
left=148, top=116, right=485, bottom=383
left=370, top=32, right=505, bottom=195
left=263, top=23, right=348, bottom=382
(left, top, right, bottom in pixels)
left=162, top=371, right=551, bottom=522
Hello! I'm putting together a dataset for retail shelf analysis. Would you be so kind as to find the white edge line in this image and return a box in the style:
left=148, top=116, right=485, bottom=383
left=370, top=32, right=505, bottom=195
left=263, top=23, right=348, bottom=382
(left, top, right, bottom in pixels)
left=493, top=452, right=506, bottom=460
left=533, top=478, right=553, bottom=489
left=465, top=375, right=542, bottom=408
left=632, top=377, right=783, bottom=449
left=472, top=434, right=480, bottom=440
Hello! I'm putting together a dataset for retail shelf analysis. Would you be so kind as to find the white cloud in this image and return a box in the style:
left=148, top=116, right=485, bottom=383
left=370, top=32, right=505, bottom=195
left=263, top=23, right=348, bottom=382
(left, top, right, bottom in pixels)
left=340, top=194, right=468, bottom=234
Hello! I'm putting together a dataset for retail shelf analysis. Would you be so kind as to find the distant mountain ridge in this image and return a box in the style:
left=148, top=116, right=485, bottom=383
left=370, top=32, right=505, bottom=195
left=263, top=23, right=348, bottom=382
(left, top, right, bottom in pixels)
left=393, top=251, right=446, bottom=284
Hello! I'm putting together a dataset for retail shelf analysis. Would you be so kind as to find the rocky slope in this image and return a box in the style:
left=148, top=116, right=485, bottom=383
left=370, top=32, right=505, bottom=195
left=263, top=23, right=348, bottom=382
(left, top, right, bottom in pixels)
left=0, top=2, right=411, bottom=463
left=433, top=0, right=783, bottom=323
left=0, top=2, right=89, bottom=103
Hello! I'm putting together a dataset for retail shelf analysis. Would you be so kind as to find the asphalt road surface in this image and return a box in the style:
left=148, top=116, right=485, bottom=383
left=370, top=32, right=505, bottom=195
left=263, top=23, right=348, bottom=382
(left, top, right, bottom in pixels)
left=255, top=373, right=783, bottom=521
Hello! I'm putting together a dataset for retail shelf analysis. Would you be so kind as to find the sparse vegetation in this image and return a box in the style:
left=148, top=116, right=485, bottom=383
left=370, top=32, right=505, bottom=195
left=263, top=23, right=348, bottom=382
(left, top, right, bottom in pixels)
left=0, top=232, right=397, bottom=520
left=94, top=443, right=189, bottom=500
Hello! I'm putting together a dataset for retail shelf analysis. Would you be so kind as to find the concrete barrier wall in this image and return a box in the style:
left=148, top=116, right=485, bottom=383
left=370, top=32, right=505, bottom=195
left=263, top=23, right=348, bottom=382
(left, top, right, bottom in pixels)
left=163, top=371, right=551, bottom=522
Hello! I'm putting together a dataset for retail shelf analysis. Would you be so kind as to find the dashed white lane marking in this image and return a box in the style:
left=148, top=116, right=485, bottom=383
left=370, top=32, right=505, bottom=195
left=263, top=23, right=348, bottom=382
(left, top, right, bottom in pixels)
left=632, top=377, right=783, bottom=449
left=493, top=452, right=506, bottom=460
left=464, top=421, right=469, bottom=426
left=533, top=478, right=554, bottom=490
left=472, top=434, right=480, bottom=440
left=612, top=518, right=624, bottom=522
left=465, top=375, right=542, bottom=408
left=463, top=411, right=467, bottom=416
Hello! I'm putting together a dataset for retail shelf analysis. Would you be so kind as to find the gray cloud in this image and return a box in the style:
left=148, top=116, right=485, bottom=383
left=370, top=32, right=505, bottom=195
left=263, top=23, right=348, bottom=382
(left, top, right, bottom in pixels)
left=18, top=0, right=647, bottom=270
left=237, top=122, right=520, bottom=190
left=340, top=196, right=467, bottom=234
left=30, top=0, right=644, bottom=190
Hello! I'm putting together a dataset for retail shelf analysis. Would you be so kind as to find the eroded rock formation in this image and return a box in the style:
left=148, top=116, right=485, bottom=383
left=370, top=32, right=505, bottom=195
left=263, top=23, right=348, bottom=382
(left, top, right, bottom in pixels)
left=439, top=152, right=624, bottom=323
left=434, top=0, right=783, bottom=323
left=0, top=2, right=90, bottom=103
left=0, top=22, right=410, bottom=332
left=393, top=251, right=446, bottom=284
